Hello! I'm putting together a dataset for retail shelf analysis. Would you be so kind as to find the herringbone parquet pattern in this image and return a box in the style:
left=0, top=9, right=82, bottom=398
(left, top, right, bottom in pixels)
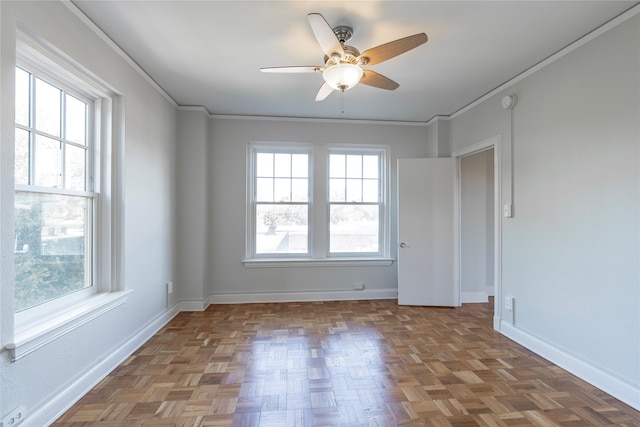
left=53, top=300, right=640, bottom=426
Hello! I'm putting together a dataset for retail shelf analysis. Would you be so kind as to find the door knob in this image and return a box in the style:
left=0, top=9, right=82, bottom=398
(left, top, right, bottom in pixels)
left=399, top=242, right=408, bottom=248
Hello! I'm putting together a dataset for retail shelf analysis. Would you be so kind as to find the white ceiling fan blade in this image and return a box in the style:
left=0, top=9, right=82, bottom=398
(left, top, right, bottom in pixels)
left=260, top=66, right=323, bottom=73
left=308, top=13, right=344, bottom=58
left=315, top=82, right=334, bottom=102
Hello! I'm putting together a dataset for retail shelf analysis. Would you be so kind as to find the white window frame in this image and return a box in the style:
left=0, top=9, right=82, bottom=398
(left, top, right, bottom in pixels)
left=5, top=32, right=128, bottom=362
left=247, top=143, right=313, bottom=259
left=244, top=142, right=392, bottom=267
left=327, top=147, right=386, bottom=258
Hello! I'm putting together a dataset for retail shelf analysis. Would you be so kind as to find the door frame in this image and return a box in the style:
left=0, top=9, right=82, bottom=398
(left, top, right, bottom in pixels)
left=452, top=136, right=502, bottom=330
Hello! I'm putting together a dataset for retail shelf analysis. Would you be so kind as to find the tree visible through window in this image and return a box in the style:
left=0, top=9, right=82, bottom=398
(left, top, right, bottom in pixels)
left=14, top=65, right=94, bottom=312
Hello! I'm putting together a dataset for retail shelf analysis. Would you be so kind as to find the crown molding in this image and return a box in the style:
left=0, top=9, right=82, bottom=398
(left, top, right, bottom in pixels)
left=64, top=1, right=640, bottom=124
left=449, top=3, right=640, bottom=120
left=61, top=0, right=178, bottom=108
left=209, top=114, right=429, bottom=127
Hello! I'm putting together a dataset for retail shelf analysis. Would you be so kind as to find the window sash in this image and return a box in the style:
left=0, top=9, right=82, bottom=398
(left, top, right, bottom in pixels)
left=250, top=147, right=311, bottom=257
left=14, top=62, right=98, bottom=315
left=14, top=64, right=94, bottom=194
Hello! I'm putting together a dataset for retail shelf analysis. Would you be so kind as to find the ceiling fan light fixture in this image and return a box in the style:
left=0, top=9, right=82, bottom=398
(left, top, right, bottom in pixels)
left=322, top=63, right=364, bottom=91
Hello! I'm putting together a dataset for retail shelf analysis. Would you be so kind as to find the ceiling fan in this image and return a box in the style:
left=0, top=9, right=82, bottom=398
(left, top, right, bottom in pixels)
left=260, top=13, right=428, bottom=101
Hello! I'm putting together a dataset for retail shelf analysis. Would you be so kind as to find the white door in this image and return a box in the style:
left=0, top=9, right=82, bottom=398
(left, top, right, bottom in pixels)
left=397, top=158, right=458, bottom=306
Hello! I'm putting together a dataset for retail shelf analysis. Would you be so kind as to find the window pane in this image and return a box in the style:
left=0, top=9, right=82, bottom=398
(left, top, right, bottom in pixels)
left=66, top=94, right=87, bottom=145
left=329, top=204, right=379, bottom=253
left=256, top=177, right=273, bottom=202
left=34, top=134, right=61, bottom=188
left=256, top=204, right=308, bottom=254
left=329, top=154, right=345, bottom=178
left=15, top=128, right=30, bottom=185
left=362, top=179, right=379, bottom=202
left=291, top=154, right=308, bottom=178
left=363, top=155, right=378, bottom=179
left=274, top=153, right=291, bottom=177
left=274, top=178, right=291, bottom=202
left=35, top=78, right=61, bottom=137
left=15, top=67, right=30, bottom=127
left=256, top=152, right=273, bottom=177
left=65, top=144, right=86, bottom=191
left=346, top=178, right=362, bottom=202
left=330, top=178, right=345, bottom=202
left=346, top=155, right=362, bottom=178
left=291, top=178, right=308, bottom=202
left=14, top=191, right=92, bottom=312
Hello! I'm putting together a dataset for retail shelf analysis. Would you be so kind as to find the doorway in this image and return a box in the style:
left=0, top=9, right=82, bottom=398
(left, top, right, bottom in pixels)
left=452, top=136, right=501, bottom=327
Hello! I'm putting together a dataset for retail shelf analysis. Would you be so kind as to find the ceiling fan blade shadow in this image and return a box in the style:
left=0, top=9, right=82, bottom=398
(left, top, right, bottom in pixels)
left=315, top=82, right=334, bottom=101
left=361, top=70, right=399, bottom=90
left=308, top=13, right=344, bottom=58
left=260, top=66, right=322, bottom=73
left=359, top=33, right=427, bottom=66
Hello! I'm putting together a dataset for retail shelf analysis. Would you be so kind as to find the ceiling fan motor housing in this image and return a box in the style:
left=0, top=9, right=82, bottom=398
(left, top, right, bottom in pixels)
left=325, top=45, right=361, bottom=67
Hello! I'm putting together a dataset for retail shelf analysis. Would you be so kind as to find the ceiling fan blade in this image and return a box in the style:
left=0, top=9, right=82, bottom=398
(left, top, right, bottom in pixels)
left=360, top=70, right=399, bottom=90
left=260, top=66, right=322, bottom=73
left=308, top=13, right=344, bottom=58
left=315, top=82, right=334, bottom=101
left=358, top=33, right=428, bottom=66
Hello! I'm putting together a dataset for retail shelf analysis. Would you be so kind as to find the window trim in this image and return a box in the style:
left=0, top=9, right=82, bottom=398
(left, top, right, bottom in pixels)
left=244, top=141, right=391, bottom=266
left=5, top=31, right=127, bottom=361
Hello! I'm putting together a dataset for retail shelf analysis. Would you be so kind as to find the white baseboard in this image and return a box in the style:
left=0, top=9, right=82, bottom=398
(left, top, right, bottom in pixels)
left=461, top=291, right=489, bottom=303
left=499, top=320, right=640, bottom=411
left=179, top=299, right=209, bottom=312
left=486, top=286, right=495, bottom=297
left=27, top=304, right=181, bottom=427
left=208, top=288, right=398, bottom=305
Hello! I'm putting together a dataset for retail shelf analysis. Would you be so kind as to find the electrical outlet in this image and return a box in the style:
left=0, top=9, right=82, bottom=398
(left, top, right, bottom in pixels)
left=504, top=296, right=514, bottom=311
left=1, top=406, right=25, bottom=427
left=166, top=281, right=174, bottom=294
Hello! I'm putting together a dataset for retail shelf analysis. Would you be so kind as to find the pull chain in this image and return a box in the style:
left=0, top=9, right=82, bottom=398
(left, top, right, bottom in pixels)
left=340, top=88, right=345, bottom=117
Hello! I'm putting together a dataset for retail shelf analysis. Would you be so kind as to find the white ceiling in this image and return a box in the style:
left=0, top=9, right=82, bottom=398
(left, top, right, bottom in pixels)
left=72, top=1, right=637, bottom=123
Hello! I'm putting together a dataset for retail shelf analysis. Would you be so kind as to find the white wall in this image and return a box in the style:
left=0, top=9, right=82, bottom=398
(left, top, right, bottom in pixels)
left=205, top=118, right=429, bottom=302
left=450, top=12, right=640, bottom=408
left=0, top=2, right=177, bottom=424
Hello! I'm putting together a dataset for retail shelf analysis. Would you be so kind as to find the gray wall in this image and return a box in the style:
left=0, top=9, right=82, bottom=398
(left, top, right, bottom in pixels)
left=1, top=1, right=177, bottom=422
left=460, top=149, right=494, bottom=301
left=205, top=118, right=430, bottom=300
left=450, top=13, right=640, bottom=402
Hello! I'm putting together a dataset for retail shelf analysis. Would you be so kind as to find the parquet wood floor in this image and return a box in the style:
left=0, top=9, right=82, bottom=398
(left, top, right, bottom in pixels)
left=53, top=299, right=640, bottom=426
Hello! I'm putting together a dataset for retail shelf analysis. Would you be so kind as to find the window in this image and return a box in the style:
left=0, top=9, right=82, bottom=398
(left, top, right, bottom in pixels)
left=328, top=151, right=381, bottom=254
left=14, top=65, right=95, bottom=312
left=246, top=143, right=389, bottom=264
left=7, top=33, right=126, bottom=361
left=252, top=148, right=311, bottom=256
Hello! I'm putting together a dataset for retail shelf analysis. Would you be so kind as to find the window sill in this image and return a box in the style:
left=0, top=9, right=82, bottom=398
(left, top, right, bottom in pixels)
left=242, top=257, right=394, bottom=268
left=7, top=290, right=132, bottom=362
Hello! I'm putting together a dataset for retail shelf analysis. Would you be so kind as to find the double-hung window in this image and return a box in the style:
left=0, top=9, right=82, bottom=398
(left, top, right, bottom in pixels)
left=328, top=151, right=382, bottom=255
left=252, top=148, right=311, bottom=256
left=247, top=143, right=389, bottom=263
left=8, top=34, right=124, bottom=360
left=14, top=64, right=95, bottom=312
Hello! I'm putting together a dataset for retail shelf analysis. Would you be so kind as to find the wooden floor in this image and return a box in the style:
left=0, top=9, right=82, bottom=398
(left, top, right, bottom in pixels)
left=53, top=299, right=640, bottom=426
